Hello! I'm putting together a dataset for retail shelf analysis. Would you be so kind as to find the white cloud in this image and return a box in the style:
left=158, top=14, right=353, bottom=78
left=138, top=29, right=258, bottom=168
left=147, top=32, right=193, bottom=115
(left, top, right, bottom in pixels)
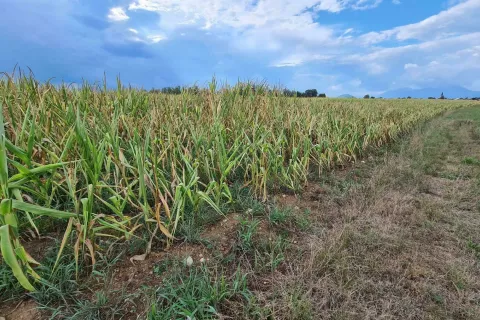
left=147, top=34, right=167, bottom=43
left=314, top=0, right=344, bottom=12
left=350, top=79, right=362, bottom=87
left=351, top=33, right=480, bottom=88
left=404, top=63, right=418, bottom=69
left=128, top=0, right=341, bottom=31
left=360, top=0, right=480, bottom=44
left=349, top=33, right=480, bottom=64
left=272, top=53, right=332, bottom=67
left=470, top=79, right=480, bottom=91
left=397, top=49, right=480, bottom=88
left=329, top=84, right=343, bottom=91
left=126, top=0, right=384, bottom=52
left=351, top=0, right=383, bottom=10
left=445, top=0, right=468, bottom=7
left=128, top=28, right=138, bottom=34
left=118, top=0, right=478, bottom=91
left=366, top=63, right=387, bottom=74
left=341, top=28, right=355, bottom=38
left=128, top=0, right=385, bottom=30
left=127, top=0, right=351, bottom=58
left=107, top=7, right=130, bottom=22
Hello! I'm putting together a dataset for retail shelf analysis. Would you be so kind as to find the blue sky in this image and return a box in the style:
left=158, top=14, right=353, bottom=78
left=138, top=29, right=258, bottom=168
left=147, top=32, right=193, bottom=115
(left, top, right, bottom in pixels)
left=0, top=0, right=479, bottom=96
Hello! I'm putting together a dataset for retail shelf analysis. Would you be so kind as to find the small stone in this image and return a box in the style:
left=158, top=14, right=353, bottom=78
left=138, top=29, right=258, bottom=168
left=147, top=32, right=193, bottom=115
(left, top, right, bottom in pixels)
left=294, top=240, right=298, bottom=244
left=185, top=256, right=193, bottom=267
left=199, top=253, right=203, bottom=258
left=282, top=194, right=286, bottom=198
left=263, top=281, right=267, bottom=285
left=0, top=316, right=6, bottom=320
left=294, top=206, right=299, bottom=210
left=200, top=258, right=206, bottom=263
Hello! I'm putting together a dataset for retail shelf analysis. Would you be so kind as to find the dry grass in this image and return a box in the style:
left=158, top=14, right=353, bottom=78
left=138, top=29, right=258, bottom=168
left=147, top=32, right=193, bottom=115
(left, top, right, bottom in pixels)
left=255, top=107, right=480, bottom=320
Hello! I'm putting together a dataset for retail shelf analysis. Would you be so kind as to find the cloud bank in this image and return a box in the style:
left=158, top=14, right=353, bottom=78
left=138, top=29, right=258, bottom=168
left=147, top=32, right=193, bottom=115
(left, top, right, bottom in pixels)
left=0, top=0, right=479, bottom=95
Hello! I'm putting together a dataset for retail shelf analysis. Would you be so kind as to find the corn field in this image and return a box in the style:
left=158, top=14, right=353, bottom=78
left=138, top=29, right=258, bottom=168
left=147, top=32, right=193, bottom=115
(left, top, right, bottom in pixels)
left=0, top=72, right=474, bottom=291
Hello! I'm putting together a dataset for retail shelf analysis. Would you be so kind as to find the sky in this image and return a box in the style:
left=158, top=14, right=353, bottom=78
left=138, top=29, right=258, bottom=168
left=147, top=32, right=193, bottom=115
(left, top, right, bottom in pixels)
left=0, top=0, right=479, bottom=96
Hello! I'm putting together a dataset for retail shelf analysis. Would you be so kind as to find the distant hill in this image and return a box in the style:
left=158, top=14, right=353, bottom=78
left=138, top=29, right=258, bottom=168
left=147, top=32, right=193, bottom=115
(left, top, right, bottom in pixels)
left=381, top=86, right=480, bottom=99
left=337, top=94, right=356, bottom=98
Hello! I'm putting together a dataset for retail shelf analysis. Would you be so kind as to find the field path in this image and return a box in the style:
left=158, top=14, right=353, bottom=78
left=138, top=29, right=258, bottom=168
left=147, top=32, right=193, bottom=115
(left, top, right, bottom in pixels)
left=270, top=106, right=480, bottom=319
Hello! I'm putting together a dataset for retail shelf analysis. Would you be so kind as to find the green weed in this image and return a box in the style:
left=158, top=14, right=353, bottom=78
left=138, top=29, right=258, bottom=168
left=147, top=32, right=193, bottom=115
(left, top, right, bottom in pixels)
left=147, top=265, right=251, bottom=319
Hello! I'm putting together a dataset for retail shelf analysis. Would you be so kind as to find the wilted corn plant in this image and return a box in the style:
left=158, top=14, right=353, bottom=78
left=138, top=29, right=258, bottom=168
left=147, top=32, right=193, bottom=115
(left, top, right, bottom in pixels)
left=0, top=70, right=473, bottom=290
left=0, top=101, right=77, bottom=290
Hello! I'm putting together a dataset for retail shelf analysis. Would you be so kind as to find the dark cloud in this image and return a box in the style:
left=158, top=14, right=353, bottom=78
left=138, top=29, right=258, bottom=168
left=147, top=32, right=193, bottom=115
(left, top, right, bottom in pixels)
left=102, top=42, right=154, bottom=58
left=73, top=14, right=109, bottom=30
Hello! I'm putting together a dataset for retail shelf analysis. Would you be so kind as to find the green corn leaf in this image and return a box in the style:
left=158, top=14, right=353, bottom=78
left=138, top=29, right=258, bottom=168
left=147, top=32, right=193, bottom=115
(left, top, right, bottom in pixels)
left=8, top=162, right=67, bottom=183
left=17, top=105, right=31, bottom=145
left=26, top=115, right=36, bottom=164
left=5, top=139, right=29, bottom=164
left=0, top=225, right=36, bottom=291
left=0, top=198, right=12, bottom=215
left=197, top=191, right=224, bottom=216
left=11, top=200, right=76, bottom=218
left=0, top=135, right=9, bottom=195
left=12, top=188, right=39, bottom=236
left=93, top=218, right=133, bottom=236
left=1, top=199, right=18, bottom=234
left=0, top=100, right=5, bottom=138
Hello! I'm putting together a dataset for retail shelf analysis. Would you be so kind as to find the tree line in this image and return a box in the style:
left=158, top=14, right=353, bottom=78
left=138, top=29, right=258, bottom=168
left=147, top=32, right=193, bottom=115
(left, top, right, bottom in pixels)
left=281, top=89, right=327, bottom=98
left=150, top=86, right=480, bottom=100
left=150, top=85, right=328, bottom=98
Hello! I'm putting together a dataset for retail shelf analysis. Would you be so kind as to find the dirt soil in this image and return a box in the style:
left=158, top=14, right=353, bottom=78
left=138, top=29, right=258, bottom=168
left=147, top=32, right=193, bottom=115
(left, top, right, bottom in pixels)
left=0, top=299, right=40, bottom=320
left=262, top=107, right=480, bottom=319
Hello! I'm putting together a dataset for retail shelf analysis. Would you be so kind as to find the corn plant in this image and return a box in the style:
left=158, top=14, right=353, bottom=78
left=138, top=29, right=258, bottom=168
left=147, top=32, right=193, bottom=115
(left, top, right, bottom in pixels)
left=0, top=104, right=76, bottom=291
left=0, top=70, right=476, bottom=290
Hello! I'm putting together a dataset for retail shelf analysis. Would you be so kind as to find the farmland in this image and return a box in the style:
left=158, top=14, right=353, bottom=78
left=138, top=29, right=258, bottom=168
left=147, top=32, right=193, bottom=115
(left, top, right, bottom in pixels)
left=1, top=73, right=479, bottom=319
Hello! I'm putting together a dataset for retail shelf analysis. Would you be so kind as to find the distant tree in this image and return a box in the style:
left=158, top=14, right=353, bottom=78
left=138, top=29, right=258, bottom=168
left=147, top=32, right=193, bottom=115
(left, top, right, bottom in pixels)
left=439, top=92, right=445, bottom=100
left=407, top=96, right=412, bottom=99
left=282, top=89, right=296, bottom=97
left=370, top=96, right=375, bottom=99
left=304, top=89, right=318, bottom=97
left=318, top=93, right=327, bottom=98
left=363, top=94, right=370, bottom=99
left=428, top=97, right=436, bottom=99
left=158, top=86, right=182, bottom=95
left=186, top=85, right=200, bottom=95
left=296, top=91, right=305, bottom=97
